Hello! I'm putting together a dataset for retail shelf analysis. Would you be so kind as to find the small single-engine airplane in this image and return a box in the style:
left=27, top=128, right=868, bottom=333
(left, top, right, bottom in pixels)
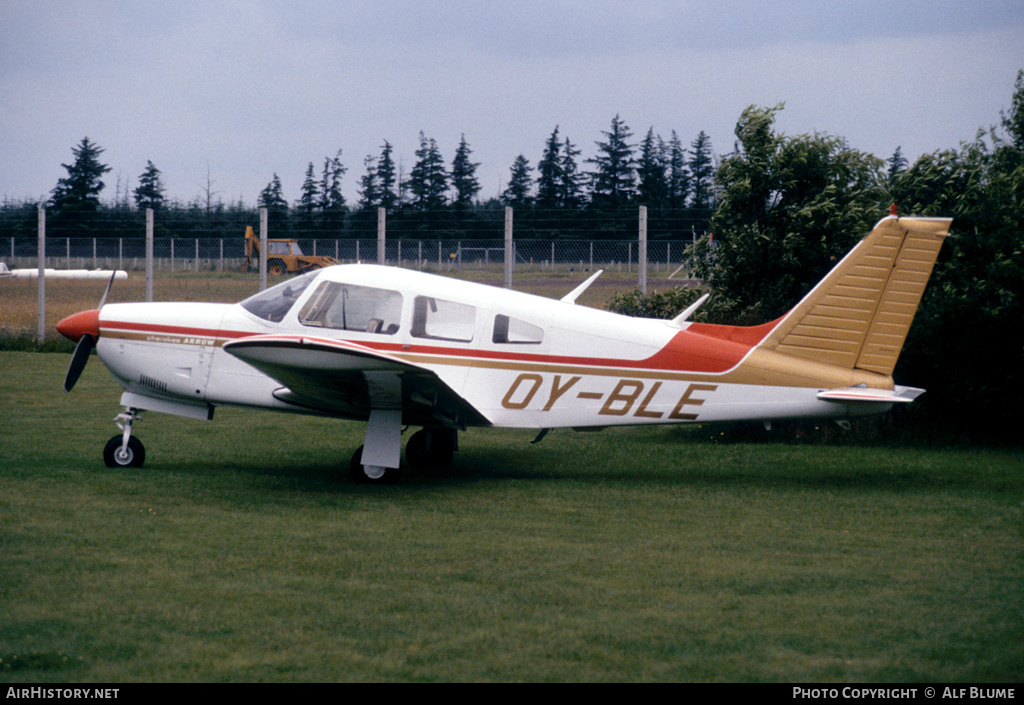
left=57, top=214, right=950, bottom=483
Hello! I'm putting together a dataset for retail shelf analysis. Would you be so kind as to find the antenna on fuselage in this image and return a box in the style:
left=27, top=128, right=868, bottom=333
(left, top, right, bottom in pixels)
left=668, top=292, right=711, bottom=327
left=560, top=269, right=603, bottom=304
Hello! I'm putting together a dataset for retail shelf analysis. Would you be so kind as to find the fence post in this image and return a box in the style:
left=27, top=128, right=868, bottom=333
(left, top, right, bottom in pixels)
left=259, top=207, right=268, bottom=291
left=146, top=208, right=154, bottom=302
left=504, top=206, right=513, bottom=288
left=37, top=206, right=45, bottom=344
left=377, top=207, right=386, bottom=264
left=638, top=205, right=648, bottom=294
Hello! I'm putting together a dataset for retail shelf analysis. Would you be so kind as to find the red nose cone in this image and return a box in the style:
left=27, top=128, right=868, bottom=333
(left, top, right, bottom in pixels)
left=57, top=309, right=101, bottom=342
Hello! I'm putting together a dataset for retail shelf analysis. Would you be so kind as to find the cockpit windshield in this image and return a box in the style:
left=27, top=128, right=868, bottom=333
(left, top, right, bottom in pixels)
left=240, top=270, right=318, bottom=322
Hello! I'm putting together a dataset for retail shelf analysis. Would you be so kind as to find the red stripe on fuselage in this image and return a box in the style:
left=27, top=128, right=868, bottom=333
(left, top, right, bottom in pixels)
left=102, top=319, right=776, bottom=374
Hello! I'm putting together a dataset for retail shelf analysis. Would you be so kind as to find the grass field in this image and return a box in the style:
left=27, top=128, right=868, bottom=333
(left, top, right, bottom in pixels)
left=1, top=352, right=1022, bottom=682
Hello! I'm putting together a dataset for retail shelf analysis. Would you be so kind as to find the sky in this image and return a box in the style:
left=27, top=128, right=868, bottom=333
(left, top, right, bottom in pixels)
left=2, top=0, right=1023, bottom=207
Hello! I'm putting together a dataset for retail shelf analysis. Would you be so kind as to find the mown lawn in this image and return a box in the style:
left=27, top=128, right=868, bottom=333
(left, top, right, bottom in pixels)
left=1, top=352, right=1021, bottom=682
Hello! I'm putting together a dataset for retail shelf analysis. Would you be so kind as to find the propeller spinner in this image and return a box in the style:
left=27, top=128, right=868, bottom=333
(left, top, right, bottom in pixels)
left=57, top=309, right=101, bottom=392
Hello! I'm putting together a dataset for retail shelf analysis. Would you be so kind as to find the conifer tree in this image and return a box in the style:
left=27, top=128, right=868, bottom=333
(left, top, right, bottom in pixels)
left=637, top=128, right=668, bottom=205
left=319, top=149, right=347, bottom=231
left=502, top=155, right=533, bottom=206
left=50, top=137, right=111, bottom=218
left=688, top=131, right=715, bottom=211
left=258, top=173, right=289, bottom=231
left=667, top=131, right=690, bottom=207
left=133, top=160, right=166, bottom=212
left=536, top=126, right=564, bottom=209
left=376, top=141, right=397, bottom=211
left=406, top=132, right=448, bottom=211
left=886, top=146, right=908, bottom=192
left=588, top=115, right=636, bottom=207
left=450, top=134, right=481, bottom=210
left=294, top=162, right=320, bottom=230
left=559, top=136, right=586, bottom=210
left=357, top=154, right=379, bottom=211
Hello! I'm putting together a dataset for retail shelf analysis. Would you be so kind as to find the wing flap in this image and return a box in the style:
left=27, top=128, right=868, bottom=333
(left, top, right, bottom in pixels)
left=223, top=335, right=490, bottom=428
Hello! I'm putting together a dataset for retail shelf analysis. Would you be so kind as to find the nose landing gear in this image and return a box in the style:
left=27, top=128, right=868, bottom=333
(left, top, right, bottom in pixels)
left=103, top=408, right=146, bottom=468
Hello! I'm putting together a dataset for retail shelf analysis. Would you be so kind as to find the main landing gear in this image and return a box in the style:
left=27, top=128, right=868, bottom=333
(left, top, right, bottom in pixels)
left=103, top=408, right=145, bottom=468
left=350, top=427, right=456, bottom=484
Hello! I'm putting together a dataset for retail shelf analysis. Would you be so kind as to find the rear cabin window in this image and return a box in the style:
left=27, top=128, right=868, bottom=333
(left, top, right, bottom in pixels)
left=298, top=282, right=403, bottom=334
left=411, top=296, right=476, bottom=342
left=492, top=314, right=544, bottom=344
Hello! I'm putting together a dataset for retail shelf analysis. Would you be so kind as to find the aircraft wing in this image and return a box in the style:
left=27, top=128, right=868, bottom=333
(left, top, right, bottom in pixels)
left=222, top=335, right=490, bottom=429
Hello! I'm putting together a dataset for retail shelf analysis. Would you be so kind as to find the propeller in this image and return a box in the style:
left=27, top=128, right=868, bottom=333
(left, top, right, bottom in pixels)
left=63, top=331, right=96, bottom=392
left=57, top=271, right=116, bottom=393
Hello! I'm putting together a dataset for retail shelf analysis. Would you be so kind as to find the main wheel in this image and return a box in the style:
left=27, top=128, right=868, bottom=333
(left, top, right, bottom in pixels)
left=103, top=435, right=146, bottom=468
left=268, top=259, right=287, bottom=276
left=350, top=446, right=400, bottom=485
left=405, top=429, right=455, bottom=469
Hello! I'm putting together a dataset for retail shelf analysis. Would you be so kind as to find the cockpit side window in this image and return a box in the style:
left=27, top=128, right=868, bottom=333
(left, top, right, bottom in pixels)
left=240, top=270, right=318, bottom=322
left=298, top=282, right=403, bottom=334
left=411, top=296, right=476, bottom=342
left=492, top=314, right=544, bottom=344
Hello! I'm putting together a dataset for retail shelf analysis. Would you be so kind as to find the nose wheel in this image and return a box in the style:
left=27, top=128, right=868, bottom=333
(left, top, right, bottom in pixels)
left=103, top=409, right=146, bottom=468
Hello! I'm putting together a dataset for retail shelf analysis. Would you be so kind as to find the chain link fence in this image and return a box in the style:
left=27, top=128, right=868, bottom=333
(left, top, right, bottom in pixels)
left=2, top=206, right=706, bottom=343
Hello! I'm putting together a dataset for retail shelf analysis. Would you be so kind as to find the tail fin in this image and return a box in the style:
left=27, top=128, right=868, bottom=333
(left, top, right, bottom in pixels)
left=758, top=216, right=950, bottom=376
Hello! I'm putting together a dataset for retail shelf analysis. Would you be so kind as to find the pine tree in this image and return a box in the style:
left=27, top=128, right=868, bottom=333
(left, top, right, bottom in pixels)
left=688, top=131, right=715, bottom=211
left=50, top=137, right=111, bottom=217
left=319, top=149, right=347, bottom=231
left=377, top=141, right=397, bottom=211
left=406, top=132, right=448, bottom=211
left=294, top=162, right=320, bottom=230
left=588, top=115, right=636, bottom=207
left=559, top=136, right=586, bottom=210
left=637, top=127, right=668, bottom=205
left=502, top=155, right=533, bottom=206
left=357, top=154, right=379, bottom=211
left=450, top=134, right=481, bottom=210
left=133, top=160, right=165, bottom=212
left=886, top=146, right=908, bottom=191
left=667, top=131, right=690, bottom=207
left=536, top=126, right=564, bottom=209
left=258, top=173, right=289, bottom=231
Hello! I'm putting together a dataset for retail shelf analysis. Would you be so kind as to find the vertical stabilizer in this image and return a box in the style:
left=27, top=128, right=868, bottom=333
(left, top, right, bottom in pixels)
left=758, top=216, right=950, bottom=376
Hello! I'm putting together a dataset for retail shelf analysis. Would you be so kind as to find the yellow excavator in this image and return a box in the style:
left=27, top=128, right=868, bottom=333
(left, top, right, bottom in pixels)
left=242, top=226, right=341, bottom=275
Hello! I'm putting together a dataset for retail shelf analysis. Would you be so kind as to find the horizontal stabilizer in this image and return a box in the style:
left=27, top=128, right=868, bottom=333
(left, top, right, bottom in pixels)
left=817, top=385, right=925, bottom=404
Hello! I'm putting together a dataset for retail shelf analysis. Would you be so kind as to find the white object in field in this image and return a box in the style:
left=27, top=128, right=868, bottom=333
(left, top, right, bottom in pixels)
left=0, top=264, right=128, bottom=280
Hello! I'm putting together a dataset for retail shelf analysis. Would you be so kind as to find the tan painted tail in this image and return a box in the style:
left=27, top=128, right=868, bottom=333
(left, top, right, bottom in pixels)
left=758, top=216, right=951, bottom=376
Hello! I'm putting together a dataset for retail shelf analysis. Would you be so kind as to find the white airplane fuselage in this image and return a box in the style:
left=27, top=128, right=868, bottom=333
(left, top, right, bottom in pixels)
left=59, top=216, right=951, bottom=480
left=94, top=265, right=889, bottom=429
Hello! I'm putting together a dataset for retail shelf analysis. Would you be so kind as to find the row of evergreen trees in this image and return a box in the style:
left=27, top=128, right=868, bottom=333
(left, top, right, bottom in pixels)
left=1, top=116, right=718, bottom=240
left=256, top=118, right=717, bottom=223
